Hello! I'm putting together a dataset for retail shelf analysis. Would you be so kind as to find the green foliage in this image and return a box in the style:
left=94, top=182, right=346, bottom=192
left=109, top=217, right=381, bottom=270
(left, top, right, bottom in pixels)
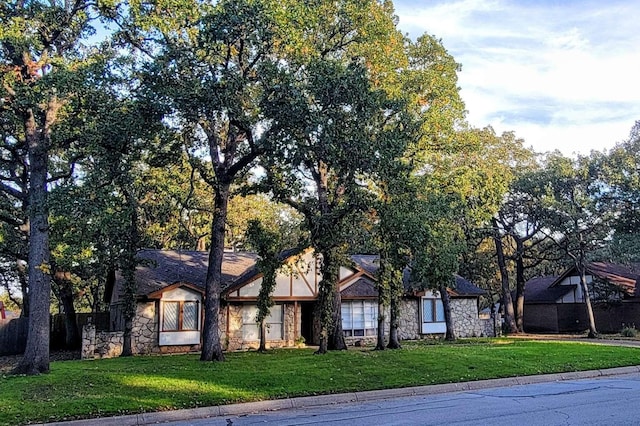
left=245, top=220, right=285, bottom=328
left=621, top=325, right=637, bottom=338
left=2, top=340, right=640, bottom=425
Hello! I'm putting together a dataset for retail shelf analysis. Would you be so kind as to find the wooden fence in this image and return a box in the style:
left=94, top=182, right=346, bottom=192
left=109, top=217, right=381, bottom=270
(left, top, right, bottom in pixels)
left=0, top=317, right=28, bottom=355
left=0, top=312, right=110, bottom=356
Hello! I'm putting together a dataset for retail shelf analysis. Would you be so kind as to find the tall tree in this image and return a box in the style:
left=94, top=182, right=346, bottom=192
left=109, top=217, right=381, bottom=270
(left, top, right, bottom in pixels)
left=374, top=32, right=467, bottom=347
left=260, top=1, right=408, bottom=354
left=135, top=0, right=300, bottom=361
left=532, top=152, right=612, bottom=338
left=1, top=0, right=105, bottom=374
left=598, top=121, right=640, bottom=264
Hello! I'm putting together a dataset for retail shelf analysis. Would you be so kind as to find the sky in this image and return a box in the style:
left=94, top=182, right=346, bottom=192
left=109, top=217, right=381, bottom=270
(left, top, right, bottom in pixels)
left=393, top=0, right=640, bottom=156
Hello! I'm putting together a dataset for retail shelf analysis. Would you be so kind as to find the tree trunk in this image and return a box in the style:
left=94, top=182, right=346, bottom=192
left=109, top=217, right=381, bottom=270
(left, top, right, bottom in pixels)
left=514, top=238, right=525, bottom=333
left=440, top=284, right=456, bottom=341
left=492, top=218, right=517, bottom=334
left=13, top=108, right=51, bottom=375
left=17, top=260, right=29, bottom=318
left=387, top=295, right=401, bottom=349
left=55, top=279, right=81, bottom=349
left=201, top=183, right=229, bottom=362
left=328, top=284, right=347, bottom=350
left=120, top=186, right=139, bottom=357
left=579, top=266, right=598, bottom=338
left=375, top=299, right=385, bottom=350
left=259, top=318, right=267, bottom=352
left=315, top=279, right=331, bottom=354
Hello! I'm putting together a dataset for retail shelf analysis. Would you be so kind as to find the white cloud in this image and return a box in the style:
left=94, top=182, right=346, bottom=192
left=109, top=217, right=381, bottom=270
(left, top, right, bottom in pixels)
left=393, top=0, right=640, bottom=155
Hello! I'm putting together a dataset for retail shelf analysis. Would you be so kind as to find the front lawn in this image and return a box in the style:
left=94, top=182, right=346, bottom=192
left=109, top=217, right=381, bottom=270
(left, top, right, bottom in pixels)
left=2, top=339, right=640, bottom=425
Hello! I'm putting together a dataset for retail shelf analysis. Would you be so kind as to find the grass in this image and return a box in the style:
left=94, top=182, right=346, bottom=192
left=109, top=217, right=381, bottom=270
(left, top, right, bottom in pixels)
left=2, top=338, right=640, bottom=425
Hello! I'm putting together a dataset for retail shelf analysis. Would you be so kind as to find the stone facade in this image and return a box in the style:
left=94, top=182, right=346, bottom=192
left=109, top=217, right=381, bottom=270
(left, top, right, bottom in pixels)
left=450, top=298, right=494, bottom=337
left=82, top=324, right=123, bottom=359
left=396, top=297, right=498, bottom=340
left=131, top=301, right=157, bottom=354
left=82, top=301, right=200, bottom=359
left=398, top=299, right=421, bottom=340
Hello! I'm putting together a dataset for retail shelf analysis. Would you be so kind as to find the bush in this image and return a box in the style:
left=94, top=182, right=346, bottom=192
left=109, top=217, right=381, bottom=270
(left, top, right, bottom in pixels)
left=621, top=324, right=637, bottom=337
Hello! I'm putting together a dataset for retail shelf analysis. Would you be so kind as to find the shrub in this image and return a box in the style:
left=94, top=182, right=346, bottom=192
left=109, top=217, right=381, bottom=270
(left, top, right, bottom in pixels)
left=621, top=324, right=637, bottom=337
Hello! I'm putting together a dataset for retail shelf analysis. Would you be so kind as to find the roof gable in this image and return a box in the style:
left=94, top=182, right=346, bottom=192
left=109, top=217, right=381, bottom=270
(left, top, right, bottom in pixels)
left=116, top=250, right=258, bottom=299
left=549, top=262, right=640, bottom=297
left=117, top=249, right=486, bottom=301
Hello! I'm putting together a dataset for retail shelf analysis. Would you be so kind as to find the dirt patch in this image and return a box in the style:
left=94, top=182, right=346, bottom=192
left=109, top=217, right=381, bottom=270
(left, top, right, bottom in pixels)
left=0, top=351, right=80, bottom=374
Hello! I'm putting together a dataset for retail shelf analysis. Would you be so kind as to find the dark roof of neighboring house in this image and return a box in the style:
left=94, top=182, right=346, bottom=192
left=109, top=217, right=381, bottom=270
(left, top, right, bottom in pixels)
left=549, top=262, right=640, bottom=297
left=523, top=276, right=575, bottom=303
left=584, top=262, right=640, bottom=297
left=524, top=262, right=640, bottom=303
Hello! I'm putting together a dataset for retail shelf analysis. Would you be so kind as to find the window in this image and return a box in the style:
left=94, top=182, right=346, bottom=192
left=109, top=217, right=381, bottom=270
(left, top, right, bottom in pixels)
left=162, top=301, right=200, bottom=331
left=342, top=300, right=378, bottom=337
left=242, top=305, right=284, bottom=341
left=422, top=298, right=445, bottom=323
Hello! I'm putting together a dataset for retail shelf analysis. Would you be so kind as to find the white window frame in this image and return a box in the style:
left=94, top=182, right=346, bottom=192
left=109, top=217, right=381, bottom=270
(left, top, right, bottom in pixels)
left=342, top=300, right=378, bottom=337
left=161, top=300, right=200, bottom=332
left=242, top=304, right=284, bottom=341
left=422, top=298, right=445, bottom=324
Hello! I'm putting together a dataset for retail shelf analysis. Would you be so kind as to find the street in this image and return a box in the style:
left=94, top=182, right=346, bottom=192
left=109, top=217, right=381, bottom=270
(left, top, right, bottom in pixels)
left=160, top=373, right=640, bottom=425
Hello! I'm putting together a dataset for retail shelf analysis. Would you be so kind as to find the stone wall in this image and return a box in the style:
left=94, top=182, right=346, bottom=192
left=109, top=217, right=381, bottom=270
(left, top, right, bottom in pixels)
left=398, top=299, right=421, bottom=340
left=131, top=301, right=158, bottom=354
left=82, top=324, right=124, bottom=359
left=451, top=298, right=496, bottom=338
left=395, top=297, right=498, bottom=340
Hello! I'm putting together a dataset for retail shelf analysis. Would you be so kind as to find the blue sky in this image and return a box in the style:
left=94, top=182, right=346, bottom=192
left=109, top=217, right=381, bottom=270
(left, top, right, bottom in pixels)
left=393, top=0, right=640, bottom=155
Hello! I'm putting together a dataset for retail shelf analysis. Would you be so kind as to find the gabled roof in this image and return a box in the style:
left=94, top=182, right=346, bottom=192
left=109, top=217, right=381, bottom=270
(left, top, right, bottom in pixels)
left=350, top=255, right=379, bottom=276
left=549, top=262, right=640, bottom=297
left=115, top=249, right=486, bottom=301
left=450, top=275, right=488, bottom=297
left=115, top=249, right=258, bottom=299
left=523, top=276, right=575, bottom=303
left=340, top=276, right=378, bottom=299
left=349, top=255, right=486, bottom=297
left=223, top=247, right=307, bottom=295
left=585, top=262, right=640, bottom=297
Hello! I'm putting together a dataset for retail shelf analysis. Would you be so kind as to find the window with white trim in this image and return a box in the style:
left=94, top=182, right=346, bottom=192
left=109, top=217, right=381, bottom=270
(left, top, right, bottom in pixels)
left=342, top=300, right=378, bottom=337
left=242, top=304, right=284, bottom=341
left=162, top=300, right=200, bottom=331
left=422, top=298, right=445, bottom=323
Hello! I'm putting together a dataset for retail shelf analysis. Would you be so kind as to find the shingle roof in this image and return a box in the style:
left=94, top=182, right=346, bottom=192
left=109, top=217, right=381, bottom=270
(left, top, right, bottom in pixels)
left=115, top=249, right=486, bottom=301
left=523, top=276, right=574, bottom=303
left=450, top=275, right=487, bottom=296
left=585, top=262, right=640, bottom=297
left=341, top=276, right=378, bottom=299
left=114, top=249, right=258, bottom=300
left=350, top=255, right=379, bottom=276
left=350, top=255, right=486, bottom=297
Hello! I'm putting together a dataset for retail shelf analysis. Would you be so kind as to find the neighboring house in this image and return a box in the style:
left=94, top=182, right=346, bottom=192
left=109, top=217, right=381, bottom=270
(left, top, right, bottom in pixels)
left=523, top=262, right=640, bottom=333
left=86, top=249, right=495, bottom=358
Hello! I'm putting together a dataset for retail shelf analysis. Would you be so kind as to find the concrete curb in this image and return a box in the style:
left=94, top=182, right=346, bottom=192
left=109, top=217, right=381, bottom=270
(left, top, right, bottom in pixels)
left=37, top=365, right=640, bottom=426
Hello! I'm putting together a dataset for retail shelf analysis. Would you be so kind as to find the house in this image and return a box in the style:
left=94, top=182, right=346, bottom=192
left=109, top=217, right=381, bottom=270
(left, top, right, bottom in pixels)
left=84, top=249, right=495, bottom=358
left=523, top=262, right=640, bottom=333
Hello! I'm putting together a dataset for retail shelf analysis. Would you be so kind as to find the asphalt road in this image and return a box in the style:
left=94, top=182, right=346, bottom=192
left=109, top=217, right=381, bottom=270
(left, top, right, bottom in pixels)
left=161, top=373, right=640, bottom=426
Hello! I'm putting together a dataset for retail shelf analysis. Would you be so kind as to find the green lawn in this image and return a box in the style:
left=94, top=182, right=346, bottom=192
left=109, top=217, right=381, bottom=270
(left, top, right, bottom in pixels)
left=2, top=339, right=640, bottom=425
